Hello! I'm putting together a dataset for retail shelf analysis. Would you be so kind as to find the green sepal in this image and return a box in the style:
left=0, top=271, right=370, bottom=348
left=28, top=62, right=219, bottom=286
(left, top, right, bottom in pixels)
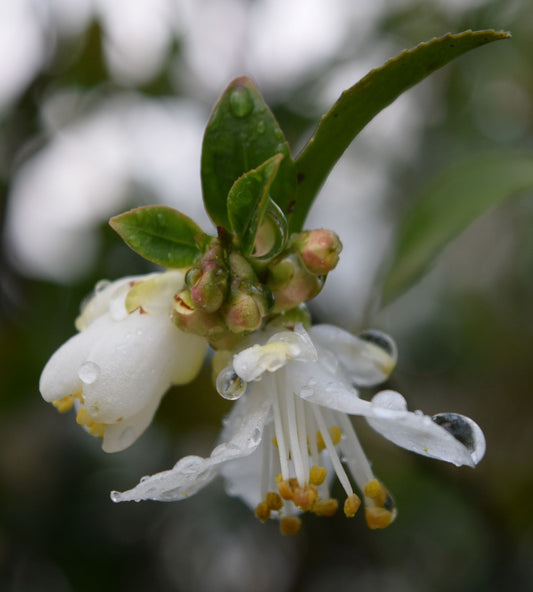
left=382, top=153, right=533, bottom=304
left=290, top=29, right=511, bottom=232
left=201, top=76, right=296, bottom=229
left=227, top=153, right=284, bottom=254
left=109, top=206, right=205, bottom=268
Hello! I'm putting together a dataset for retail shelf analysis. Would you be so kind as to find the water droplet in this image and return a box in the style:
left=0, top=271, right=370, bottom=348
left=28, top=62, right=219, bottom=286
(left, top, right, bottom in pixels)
left=216, top=366, right=247, bottom=400
left=432, top=413, right=477, bottom=452
left=229, top=86, right=254, bottom=118
left=252, top=200, right=288, bottom=261
left=95, top=280, right=111, bottom=293
left=176, top=456, right=204, bottom=474
left=357, top=329, right=397, bottom=359
left=78, top=361, right=100, bottom=385
left=110, top=491, right=121, bottom=503
left=257, top=120, right=266, bottom=133
left=140, top=475, right=150, bottom=483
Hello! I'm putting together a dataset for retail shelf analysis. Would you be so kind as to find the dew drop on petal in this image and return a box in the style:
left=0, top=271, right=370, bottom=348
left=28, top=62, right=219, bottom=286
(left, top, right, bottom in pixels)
left=216, top=366, right=247, bottom=400
left=110, top=491, right=121, bottom=503
left=357, top=329, right=397, bottom=359
left=95, top=280, right=111, bottom=293
left=248, top=427, right=262, bottom=447
left=432, top=413, right=486, bottom=464
left=176, top=456, right=204, bottom=474
left=78, top=361, right=100, bottom=385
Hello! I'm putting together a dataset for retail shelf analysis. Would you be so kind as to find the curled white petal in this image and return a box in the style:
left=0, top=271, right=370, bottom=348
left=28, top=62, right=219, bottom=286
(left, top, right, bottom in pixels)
left=367, top=390, right=484, bottom=467
left=112, top=384, right=271, bottom=502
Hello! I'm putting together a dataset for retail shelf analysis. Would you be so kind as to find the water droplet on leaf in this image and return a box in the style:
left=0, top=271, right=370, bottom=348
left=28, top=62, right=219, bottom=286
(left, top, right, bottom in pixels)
left=229, top=86, right=254, bottom=118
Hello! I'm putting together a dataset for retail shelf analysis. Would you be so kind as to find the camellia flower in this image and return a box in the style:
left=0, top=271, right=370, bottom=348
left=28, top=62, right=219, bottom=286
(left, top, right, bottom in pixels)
left=111, top=323, right=485, bottom=534
left=40, top=271, right=207, bottom=453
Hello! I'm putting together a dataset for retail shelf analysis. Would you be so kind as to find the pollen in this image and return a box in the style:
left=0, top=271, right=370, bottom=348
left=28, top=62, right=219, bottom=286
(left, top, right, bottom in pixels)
left=317, top=425, right=341, bottom=452
left=254, top=501, right=270, bottom=522
left=364, top=479, right=387, bottom=507
left=292, top=484, right=318, bottom=511
left=365, top=506, right=395, bottom=529
left=280, top=516, right=302, bottom=535
left=311, top=498, right=339, bottom=517
left=309, top=465, right=327, bottom=486
left=53, top=395, right=74, bottom=413
left=344, top=493, right=362, bottom=518
left=76, top=407, right=106, bottom=439
left=266, top=492, right=283, bottom=511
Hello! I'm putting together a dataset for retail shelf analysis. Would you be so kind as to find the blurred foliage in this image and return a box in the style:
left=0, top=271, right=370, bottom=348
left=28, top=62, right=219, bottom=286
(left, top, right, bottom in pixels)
left=1, top=1, right=532, bottom=591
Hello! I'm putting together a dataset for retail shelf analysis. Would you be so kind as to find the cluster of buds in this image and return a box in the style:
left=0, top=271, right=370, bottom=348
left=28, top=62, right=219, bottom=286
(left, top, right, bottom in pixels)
left=267, top=229, right=342, bottom=313
left=172, top=229, right=342, bottom=348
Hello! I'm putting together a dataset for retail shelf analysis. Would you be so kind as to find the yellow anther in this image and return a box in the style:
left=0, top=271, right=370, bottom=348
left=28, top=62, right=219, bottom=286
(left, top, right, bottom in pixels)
left=254, top=501, right=270, bottom=522
left=266, top=492, right=283, bottom=512
left=311, top=498, right=339, bottom=517
left=316, top=425, right=342, bottom=452
left=88, top=422, right=106, bottom=438
left=280, top=516, right=302, bottom=536
left=364, top=479, right=388, bottom=507
left=309, top=465, right=327, bottom=486
left=76, top=407, right=93, bottom=427
left=365, top=506, right=395, bottom=529
left=292, top=484, right=318, bottom=512
left=72, top=390, right=83, bottom=401
left=52, top=395, right=74, bottom=413
left=276, top=475, right=294, bottom=501
left=272, top=437, right=278, bottom=448
left=343, top=493, right=362, bottom=518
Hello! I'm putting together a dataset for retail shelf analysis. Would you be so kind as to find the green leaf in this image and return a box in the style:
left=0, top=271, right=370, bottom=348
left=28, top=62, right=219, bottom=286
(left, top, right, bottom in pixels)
left=201, top=76, right=296, bottom=229
left=290, top=29, right=511, bottom=232
left=382, top=153, right=533, bottom=304
left=110, top=206, right=204, bottom=268
left=227, top=154, right=284, bottom=254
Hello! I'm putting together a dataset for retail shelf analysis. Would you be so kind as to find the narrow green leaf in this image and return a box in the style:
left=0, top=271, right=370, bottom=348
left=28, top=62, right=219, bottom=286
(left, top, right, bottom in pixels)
left=227, top=154, right=284, bottom=254
left=382, top=153, right=533, bottom=304
left=110, top=206, right=204, bottom=268
left=201, top=76, right=296, bottom=229
left=290, top=29, right=510, bottom=232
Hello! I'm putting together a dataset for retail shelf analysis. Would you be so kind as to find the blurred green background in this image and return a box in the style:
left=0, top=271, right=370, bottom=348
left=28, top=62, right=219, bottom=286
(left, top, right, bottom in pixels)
left=1, top=1, right=532, bottom=591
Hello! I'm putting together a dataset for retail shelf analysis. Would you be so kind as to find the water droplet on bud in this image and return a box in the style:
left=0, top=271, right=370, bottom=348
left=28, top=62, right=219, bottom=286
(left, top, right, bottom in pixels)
left=78, top=361, right=100, bottom=385
left=216, top=366, right=247, bottom=400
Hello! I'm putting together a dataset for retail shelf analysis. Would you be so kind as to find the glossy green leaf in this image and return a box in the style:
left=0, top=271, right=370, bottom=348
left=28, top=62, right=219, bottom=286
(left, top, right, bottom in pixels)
left=109, top=206, right=204, bottom=268
left=227, top=154, right=284, bottom=254
left=290, top=29, right=510, bottom=232
left=201, top=76, right=296, bottom=229
left=382, top=153, right=533, bottom=304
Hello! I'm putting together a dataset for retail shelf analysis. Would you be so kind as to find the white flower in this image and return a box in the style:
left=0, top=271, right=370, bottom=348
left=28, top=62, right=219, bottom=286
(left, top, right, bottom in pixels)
left=40, top=270, right=207, bottom=453
left=111, top=324, right=485, bottom=533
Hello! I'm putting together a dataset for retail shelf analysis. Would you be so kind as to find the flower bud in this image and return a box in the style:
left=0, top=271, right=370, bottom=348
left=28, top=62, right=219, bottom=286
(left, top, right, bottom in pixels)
left=222, top=285, right=263, bottom=334
left=172, top=290, right=226, bottom=338
left=267, top=253, right=324, bottom=312
left=188, top=241, right=229, bottom=313
left=293, top=229, right=342, bottom=275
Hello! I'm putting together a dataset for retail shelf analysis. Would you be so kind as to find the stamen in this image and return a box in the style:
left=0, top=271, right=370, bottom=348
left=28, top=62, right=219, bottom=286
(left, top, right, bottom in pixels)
left=76, top=407, right=106, bottom=438
left=336, top=412, right=374, bottom=491
left=311, top=404, right=353, bottom=497
left=295, top=396, right=310, bottom=483
left=343, top=493, right=362, bottom=518
left=305, top=405, right=320, bottom=466
left=272, top=383, right=290, bottom=480
left=317, top=425, right=341, bottom=452
left=261, top=423, right=272, bottom=498
left=283, top=373, right=306, bottom=486
left=309, top=465, right=327, bottom=486
left=280, top=516, right=302, bottom=535
left=266, top=492, right=283, bottom=511
left=254, top=501, right=270, bottom=522
left=363, top=479, right=397, bottom=529
left=53, top=395, right=74, bottom=413
left=311, top=499, right=339, bottom=517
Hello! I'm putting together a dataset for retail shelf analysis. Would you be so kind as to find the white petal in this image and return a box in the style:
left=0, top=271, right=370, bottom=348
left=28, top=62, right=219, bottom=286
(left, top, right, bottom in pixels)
left=39, top=326, right=94, bottom=401
left=81, top=313, right=184, bottom=422
left=366, top=390, right=484, bottom=467
left=233, top=325, right=317, bottom=382
left=102, top=389, right=163, bottom=453
left=111, top=383, right=272, bottom=502
left=310, top=324, right=397, bottom=386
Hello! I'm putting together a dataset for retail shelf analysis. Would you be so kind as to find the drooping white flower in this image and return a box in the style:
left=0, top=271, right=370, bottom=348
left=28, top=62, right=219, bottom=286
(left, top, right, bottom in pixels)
left=40, top=270, right=207, bottom=453
left=111, top=323, right=485, bottom=533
